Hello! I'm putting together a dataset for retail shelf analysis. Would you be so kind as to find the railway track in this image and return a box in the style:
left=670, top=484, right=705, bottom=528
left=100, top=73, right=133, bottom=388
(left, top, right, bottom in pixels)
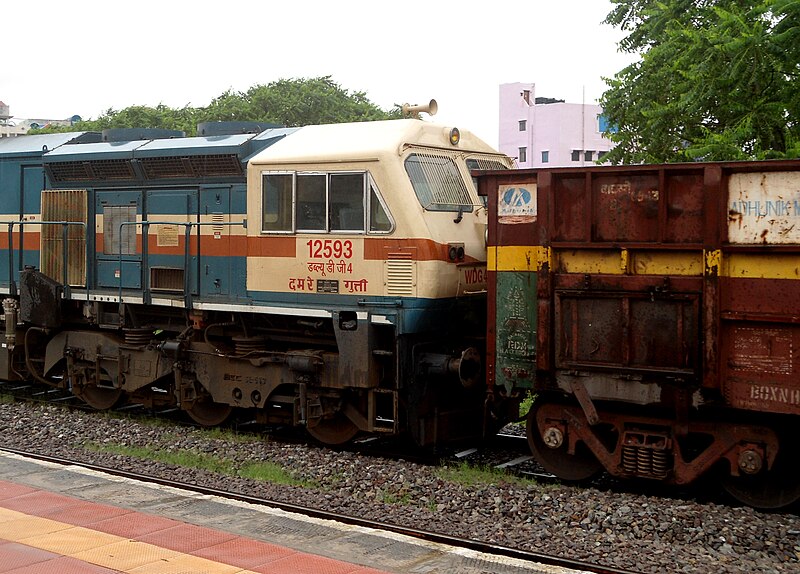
left=0, top=380, right=720, bottom=503
left=0, top=445, right=639, bottom=574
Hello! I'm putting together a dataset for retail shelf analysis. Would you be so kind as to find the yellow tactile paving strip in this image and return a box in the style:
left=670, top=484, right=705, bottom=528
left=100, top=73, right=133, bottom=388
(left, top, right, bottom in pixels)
left=0, top=507, right=259, bottom=574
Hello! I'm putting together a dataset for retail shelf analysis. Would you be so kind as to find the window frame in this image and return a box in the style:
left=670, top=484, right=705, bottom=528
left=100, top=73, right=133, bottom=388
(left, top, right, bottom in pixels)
left=404, top=152, right=474, bottom=213
left=260, top=170, right=394, bottom=235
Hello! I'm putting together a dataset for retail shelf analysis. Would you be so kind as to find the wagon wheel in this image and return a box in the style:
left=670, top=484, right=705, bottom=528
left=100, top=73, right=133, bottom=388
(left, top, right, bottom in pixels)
left=526, top=399, right=602, bottom=482
left=73, top=366, right=125, bottom=411
left=722, top=439, right=800, bottom=510
left=80, top=385, right=125, bottom=411
left=185, top=396, right=233, bottom=427
left=307, top=412, right=359, bottom=445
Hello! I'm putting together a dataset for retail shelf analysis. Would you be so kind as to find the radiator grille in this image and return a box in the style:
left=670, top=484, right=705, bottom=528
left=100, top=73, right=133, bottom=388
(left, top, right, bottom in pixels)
left=140, top=154, right=242, bottom=179
left=150, top=267, right=184, bottom=292
left=48, top=160, right=134, bottom=182
left=385, top=254, right=415, bottom=296
left=40, top=189, right=87, bottom=286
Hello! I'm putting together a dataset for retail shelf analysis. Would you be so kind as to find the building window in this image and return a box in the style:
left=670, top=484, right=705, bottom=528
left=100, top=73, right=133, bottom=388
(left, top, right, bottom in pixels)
left=584, top=150, right=594, bottom=162
left=598, top=151, right=608, bottom=162
left=518, top=147, right=527, bottom=163
left=518, top=120, right=527, bottom=131
left=598, top=114, right=617, bottom=134
left=541, top=150, right=549, bottom=163
left=571, top=150, right=581, bottom=162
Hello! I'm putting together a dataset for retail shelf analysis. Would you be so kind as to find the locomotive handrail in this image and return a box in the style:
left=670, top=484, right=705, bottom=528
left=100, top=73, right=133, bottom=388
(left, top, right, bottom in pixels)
left=117, top=220, right=245, bottom=321
left=6, top=220, right=87, bottom=299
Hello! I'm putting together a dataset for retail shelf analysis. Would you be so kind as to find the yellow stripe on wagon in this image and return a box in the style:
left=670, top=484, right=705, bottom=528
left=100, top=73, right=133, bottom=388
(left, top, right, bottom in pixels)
left=488, top=246, right=551, bottom=272
left=722, top=253, right=800, bottom=279
left=491, top=246, right=800, bottom=279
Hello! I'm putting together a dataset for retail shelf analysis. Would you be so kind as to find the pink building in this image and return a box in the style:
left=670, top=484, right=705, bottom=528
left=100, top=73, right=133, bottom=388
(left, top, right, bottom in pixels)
left=498, top=82, right=614, bottom=168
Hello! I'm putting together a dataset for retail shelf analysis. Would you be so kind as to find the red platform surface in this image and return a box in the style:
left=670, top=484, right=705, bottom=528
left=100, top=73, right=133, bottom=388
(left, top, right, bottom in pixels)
left=0, top=480, right=389, bottom=574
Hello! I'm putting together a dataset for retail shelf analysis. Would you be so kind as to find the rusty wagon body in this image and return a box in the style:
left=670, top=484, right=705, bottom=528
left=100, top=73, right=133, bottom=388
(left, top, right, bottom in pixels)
left=478, top=160, right=800, bottom=509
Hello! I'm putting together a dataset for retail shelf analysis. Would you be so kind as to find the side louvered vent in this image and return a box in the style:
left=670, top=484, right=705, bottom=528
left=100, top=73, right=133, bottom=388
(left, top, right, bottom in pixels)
left=385, top=253, right=415, bottom=296
left=150, top=267, right=184, bottom=292
left=40, top=189, right=88, bottom=286
left=140, top=155, right=242, bottom=179
left=48, top=160, right=134, bottom=182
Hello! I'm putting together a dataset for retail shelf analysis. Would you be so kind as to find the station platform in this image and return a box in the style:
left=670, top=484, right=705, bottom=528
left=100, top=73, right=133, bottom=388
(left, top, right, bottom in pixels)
left=0, top=451, right=580, bottom=574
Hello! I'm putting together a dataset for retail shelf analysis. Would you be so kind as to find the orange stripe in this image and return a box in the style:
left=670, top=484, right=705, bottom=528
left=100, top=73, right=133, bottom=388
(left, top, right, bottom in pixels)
left=0, top=231, right=42, bottom=250
left=363, top=237, right=480, bottom=263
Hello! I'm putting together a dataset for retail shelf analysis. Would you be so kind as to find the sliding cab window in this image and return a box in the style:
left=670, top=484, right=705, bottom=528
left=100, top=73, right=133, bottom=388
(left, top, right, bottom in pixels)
left=261, top=171, right=393, bottom=234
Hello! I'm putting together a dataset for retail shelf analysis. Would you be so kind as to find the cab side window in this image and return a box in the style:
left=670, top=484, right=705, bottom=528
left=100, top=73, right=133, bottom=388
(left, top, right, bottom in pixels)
left=261, top=171, right=393, bottom=234
left=330, top=173, right=365, bottom=232
left=262, top=173, right=293, bottom=232
left=296, top=174, right=326, bottom=231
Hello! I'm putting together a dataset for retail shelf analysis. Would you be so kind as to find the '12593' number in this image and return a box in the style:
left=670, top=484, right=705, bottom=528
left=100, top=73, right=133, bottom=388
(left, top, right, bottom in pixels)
left=307, top=239, right=353, bottom=259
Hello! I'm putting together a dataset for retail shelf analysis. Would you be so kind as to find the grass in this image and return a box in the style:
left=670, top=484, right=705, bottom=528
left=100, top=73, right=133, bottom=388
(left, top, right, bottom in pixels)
left=519, top=391, right=536, bottom=418
left=380, top=491, right=413, bottom=505
left=238, top=461, right=315, bottom=487
left=435, top=461, right=526, bottom=487
left=84, top=441, right=313, bottom=487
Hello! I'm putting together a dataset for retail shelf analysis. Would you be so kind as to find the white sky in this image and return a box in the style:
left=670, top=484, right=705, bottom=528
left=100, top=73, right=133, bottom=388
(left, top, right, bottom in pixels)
left=3, top=1, right=636, bottom=148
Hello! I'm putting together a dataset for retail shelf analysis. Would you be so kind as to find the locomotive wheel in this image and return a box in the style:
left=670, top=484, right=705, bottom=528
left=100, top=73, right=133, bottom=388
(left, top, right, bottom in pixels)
left=185, top=397, right=233, bottom=427
left=307, top=412, right=359, bottom=445
left=526, top=400, right=602, bottom=482
left=722, top=440, right=800, bottom=510
left=80, top=386, right=124, bottom=411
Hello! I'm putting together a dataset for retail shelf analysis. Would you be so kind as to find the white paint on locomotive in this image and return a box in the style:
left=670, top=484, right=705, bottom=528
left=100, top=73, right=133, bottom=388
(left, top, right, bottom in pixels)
left=245, top=119, right=511, bottom=301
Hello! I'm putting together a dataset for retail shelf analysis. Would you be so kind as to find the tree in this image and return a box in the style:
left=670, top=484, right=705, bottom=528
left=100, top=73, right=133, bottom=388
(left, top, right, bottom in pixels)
left=203, top=77, right=402, bottom=127
left=32, top=77, right=401, bottom=136
left=600, top=0, right=800, bottom=164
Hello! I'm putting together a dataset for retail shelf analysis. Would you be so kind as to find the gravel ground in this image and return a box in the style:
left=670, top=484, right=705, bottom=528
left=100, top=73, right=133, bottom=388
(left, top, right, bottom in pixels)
left=1, top=400, right=799, bottom=574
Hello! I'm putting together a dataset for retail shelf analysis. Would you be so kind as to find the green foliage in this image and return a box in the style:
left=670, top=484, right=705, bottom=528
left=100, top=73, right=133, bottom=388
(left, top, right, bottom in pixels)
left=84, top=441, right=313, bottom=487
left=85, top=441, right=235, bottom=474
left=435, top=461, right=526, bottom=487
left=238, top=461, right=315, bottom=487
left=32, top=77, right=401, bottom=136
left=519, top=391, right=536, bottom=418
left=203, top=77, right=403, bottom=127
left=601, top=0, right=800, bottom=163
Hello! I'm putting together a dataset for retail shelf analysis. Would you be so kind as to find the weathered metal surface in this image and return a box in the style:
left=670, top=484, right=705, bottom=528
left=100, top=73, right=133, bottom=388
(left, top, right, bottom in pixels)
left=19, top=268, right=62, bottom=329
left=530, top=400, right=780, bottom=485
left=481, top=160, right=800, bottom=503
left=494, top=271, right=537, bottom=391
left=728, top=171, right=800, bottom=244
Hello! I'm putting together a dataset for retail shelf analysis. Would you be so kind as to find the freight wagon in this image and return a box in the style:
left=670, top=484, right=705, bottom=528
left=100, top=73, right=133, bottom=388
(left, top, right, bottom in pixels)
left=479, top=161, right=800, bottom=509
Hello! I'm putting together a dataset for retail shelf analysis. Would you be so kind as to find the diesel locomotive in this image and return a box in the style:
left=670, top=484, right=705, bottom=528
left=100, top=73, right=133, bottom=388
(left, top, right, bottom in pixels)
left=0, top=117, right=512, bottom=447
left=478, top=161, right=800, bottom=509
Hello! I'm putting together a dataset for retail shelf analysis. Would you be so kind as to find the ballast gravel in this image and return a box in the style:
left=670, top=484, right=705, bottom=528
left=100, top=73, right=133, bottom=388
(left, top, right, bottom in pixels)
left=1, top=401, right=798, bottom=574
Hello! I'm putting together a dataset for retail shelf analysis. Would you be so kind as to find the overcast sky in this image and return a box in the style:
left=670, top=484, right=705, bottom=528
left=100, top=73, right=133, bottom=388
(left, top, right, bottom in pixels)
left=3, top=1, right=636, bottom=147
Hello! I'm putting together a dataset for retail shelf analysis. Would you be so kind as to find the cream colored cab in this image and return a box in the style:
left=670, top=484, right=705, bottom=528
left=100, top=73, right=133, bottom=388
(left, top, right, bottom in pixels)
left=245, top=119, right=511, bottom=301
